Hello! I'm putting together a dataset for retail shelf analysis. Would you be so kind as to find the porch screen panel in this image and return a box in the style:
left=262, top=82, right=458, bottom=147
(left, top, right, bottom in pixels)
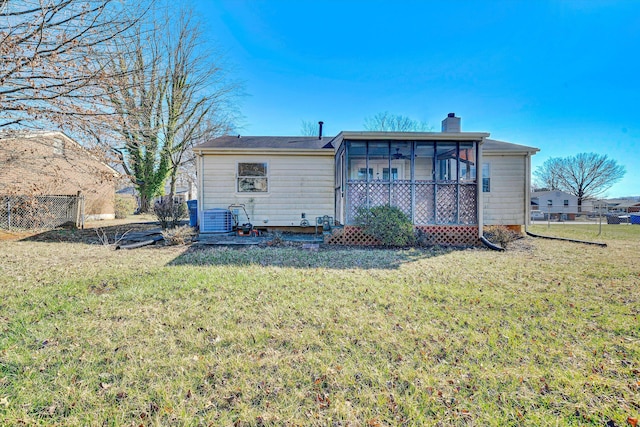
left=414, top=143, right=435, bottom=180
left=436, top=143, right=458, bottom=181
left=348, top=142, right=367, bottom=180
left=414, top=183, right=435, bottom=224
left=369, top=182, right=389, bottom=208
left=436, top=183, right=457, bottom=224
left=389, top=142, right=411, bottom=217
left=459, top=142, right=476, bottom=182
left=459, top=184, right=477, bottom=224
left=347, top=182, right=367, bottom=223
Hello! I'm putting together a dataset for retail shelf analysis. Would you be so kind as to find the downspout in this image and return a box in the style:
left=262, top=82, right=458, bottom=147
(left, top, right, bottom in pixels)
left=197, top=151, right=204, bottom=230
left=477, top=138, right=484, bottom=238
left=524, top=152, right=531, bottom=233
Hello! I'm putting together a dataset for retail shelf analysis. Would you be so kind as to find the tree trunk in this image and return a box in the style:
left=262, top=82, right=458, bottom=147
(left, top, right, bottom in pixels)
left=139, top=194, right=151, bottom=213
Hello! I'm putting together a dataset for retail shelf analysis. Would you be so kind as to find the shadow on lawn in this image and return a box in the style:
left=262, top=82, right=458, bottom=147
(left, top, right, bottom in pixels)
left=167, top=244, right=456, bottom=270
left=17, top=221, right=161, bottom=244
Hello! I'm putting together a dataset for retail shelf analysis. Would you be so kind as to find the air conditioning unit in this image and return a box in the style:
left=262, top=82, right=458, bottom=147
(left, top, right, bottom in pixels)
left=201, top=208, right=233, bottom=233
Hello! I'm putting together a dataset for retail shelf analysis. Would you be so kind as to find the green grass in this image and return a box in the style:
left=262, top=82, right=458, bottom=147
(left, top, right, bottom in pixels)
left=0, top=232, right=639, bottom=426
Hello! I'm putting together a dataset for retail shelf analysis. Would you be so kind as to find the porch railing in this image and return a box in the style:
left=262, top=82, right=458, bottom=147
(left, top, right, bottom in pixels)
left=347, top=180, right=477, bottom=225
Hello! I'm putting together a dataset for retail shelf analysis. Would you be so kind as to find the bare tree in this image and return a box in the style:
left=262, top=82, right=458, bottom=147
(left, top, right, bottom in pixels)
left=100, top=8, right=238, bottom=211
left=161, top=11, right=237, bottom=201
left=0, top=0, right=146, bottom=130
left=534, top=153, right=626, bottom=211
left=363, top=112, right=431, bottom=132
left=533, top=157, right=564, bottom=191
left=300, top=120, right=318, bottom=136
left=102, top=25, right=168, bottom=213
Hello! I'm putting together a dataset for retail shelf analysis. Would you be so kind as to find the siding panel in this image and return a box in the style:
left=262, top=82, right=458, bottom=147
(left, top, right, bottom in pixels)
left=483, top=155, right=526, bottom=225
left=200, top=154, right=335, bottom=227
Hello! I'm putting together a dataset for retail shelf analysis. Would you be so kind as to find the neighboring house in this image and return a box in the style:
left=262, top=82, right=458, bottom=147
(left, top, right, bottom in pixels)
left=0, top=130, right=118, bottom=220
left=118, top=170, right=197, bottom=211
left=602, top=198, right=640, bottom=214
left=194, top=114, right=539, bottom=245
left=163, top=171, right=197, bottom=203
left=531, top=190, right=579, bottom=219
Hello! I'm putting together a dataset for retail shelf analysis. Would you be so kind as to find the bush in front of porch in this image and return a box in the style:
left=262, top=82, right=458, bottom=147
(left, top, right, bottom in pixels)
left=354, top=204, right=416, bottom=247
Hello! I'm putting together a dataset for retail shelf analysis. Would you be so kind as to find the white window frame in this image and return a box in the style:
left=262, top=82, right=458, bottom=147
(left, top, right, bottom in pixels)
left=482, top=163, right=490, bottom=192
left=236, top=162, right=269, bottom=193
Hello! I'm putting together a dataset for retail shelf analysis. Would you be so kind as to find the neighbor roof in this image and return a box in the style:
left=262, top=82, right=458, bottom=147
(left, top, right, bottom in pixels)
left=195, top=135, right=336, bottom=151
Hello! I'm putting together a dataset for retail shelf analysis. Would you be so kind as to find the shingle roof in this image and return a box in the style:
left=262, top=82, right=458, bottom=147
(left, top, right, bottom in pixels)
left=483, top=138, right=539, bottom=153
left=195, top=135, right=335, bottom=150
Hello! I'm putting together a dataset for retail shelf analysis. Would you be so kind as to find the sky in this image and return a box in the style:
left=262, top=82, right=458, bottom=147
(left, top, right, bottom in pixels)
left=189, top=0, right=639, bottom=198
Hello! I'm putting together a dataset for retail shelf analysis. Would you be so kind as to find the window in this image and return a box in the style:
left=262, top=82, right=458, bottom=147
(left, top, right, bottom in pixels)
left=382, top=168, right=398, bottom=181
left=53, top=138, right=64, bottom=155
left=563, top=199, right=569, bottom=207
left=237, top=162, right=268, bottom=192
left=482, top=163, right=490, bottom=192
left=547, top=200, right=553, bottom=206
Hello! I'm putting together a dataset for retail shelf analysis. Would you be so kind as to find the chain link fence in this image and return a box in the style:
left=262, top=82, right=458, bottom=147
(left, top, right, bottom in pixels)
left=0, top=195, right=85, bottom=230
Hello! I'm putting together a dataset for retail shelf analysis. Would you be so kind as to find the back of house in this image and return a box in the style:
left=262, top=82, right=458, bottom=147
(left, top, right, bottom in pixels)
left=194, top=114, right=539, bottom=245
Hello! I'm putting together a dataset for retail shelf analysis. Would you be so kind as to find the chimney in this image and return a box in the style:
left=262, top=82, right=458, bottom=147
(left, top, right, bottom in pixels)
left=441, top=113, right=461, bottom=132
left=318, top=121, right=324, bottom=140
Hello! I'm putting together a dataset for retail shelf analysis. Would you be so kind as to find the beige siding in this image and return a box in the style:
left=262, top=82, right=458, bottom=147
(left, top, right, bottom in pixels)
left=200, top=153, right=334, bottom=227
left=483, top=154, right=526, bottom=225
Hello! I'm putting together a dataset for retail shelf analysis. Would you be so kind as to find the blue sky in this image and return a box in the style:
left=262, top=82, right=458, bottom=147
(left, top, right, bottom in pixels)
left=191, top=0, right=639, bottom=198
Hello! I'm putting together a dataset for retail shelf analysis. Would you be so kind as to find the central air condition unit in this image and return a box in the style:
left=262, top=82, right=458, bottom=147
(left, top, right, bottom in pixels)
left=201, top=208, right=233, bottom=233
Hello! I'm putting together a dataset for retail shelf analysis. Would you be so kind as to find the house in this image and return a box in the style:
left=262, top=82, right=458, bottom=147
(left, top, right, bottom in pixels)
left=194, top=114, right=539, bottom=245
left=531, top=190, right=579, bottom=220
left=0, top=130, right=119, bottom=220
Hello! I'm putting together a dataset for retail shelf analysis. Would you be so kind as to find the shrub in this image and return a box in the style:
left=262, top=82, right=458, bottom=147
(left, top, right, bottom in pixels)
left=114, top=195, right=137, bottom=219
left=483, top=225, right=520, bottom=249
left=154, top=198, right=187, bottom=229
left=354, top=205, right=415, bottom=247
left=414, top=227, right=435, bottom=247
left=162, top=225, right=196, bottom=245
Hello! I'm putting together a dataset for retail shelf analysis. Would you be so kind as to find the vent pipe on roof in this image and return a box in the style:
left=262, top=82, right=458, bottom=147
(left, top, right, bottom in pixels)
left=318, top=121, right=324, bottom=140
left=441, top=113, right=461, bottom=132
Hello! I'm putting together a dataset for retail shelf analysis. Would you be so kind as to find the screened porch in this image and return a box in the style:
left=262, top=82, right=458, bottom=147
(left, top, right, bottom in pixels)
left=336, top=140, right=479, bottom=225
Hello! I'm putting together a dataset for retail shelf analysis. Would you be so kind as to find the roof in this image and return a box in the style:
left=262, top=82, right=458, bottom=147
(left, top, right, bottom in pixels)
left=531, top=190, right=576, bottom=198
left=195, top=135, right=336, bottom=151
left=0, top=129, right=119, bottom=175
left=483, top=138, right=539, bottom=154
left=195, top=133, right=540, bottom=155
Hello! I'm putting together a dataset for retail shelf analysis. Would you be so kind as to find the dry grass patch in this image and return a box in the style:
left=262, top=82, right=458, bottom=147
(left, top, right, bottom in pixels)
left=0, top=234, right=638, bottom=425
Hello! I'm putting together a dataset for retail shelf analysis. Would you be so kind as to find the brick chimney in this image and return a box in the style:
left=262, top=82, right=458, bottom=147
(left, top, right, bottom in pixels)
left=441, top=113, right=461, bottom=132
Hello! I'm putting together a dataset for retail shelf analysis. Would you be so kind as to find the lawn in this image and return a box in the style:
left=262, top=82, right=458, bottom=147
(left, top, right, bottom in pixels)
left=0, top=224, right=639, bottom=426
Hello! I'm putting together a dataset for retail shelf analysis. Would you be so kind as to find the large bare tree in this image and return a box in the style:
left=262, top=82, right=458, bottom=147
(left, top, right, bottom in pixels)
left=0, top=0, right=145, bottom=130
left=161, top=11, right=236, bottom=201
left=534, top=153, right=626, bottom=210
left=101, top=8, right=238, bottom=211
left=103, top=26, right=168, bottom=213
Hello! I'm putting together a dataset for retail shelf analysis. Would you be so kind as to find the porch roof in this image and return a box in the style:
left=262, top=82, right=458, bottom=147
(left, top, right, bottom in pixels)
left=332, top=131, right=490, bottom=150
left=483, top=138, right=539, bottom=154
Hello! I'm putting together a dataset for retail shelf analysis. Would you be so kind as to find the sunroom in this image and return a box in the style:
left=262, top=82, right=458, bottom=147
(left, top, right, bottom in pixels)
left=332, top=132, right=489, bottom=243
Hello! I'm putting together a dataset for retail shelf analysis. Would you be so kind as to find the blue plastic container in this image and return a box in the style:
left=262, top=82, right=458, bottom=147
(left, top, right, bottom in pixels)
left=187, top=200, right=198, bottom=227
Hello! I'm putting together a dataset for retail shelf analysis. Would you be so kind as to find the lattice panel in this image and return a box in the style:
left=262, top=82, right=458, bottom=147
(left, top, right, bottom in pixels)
left=436, top=183, right=457, bottom=224
left=415, top=225, right=480, bottom=246
left=324, top=226, right=381, bottom=246
left=368, top=182, right=390, bottom=207
left=390, top=181, right=412, bottom=218
left=347, top=182, right=367, bottom=223
left=458, top=184, right=477, bottom=224
left=414, top=183, right=435, bottom=224
left=325, top=225, right=479, bottom=247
